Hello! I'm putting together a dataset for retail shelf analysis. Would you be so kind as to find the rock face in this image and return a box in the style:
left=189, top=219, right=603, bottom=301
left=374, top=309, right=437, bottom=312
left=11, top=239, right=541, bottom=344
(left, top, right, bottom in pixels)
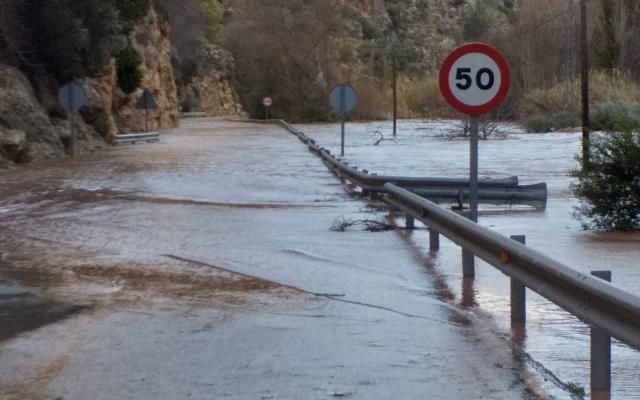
left=0, top=127, right=28, bottom=163
left=0, top=64, right=104, bottom=164
left=0, top=5, right=179, bottom=165
left=0, top=64, right=64, bottom=160
left=82, top=61, right=119, bottom=139
left=115, top=7, right=179, bottom=133
left=176, top=46, right=244, bottom=116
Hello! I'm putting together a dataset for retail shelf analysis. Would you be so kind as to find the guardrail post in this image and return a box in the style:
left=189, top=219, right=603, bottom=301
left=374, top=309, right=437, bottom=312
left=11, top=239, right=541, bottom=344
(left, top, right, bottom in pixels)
left=590, top=270, right=612, bottom=400
left=405, top=215, right=415, bottom=229
left=462, top=250, right=475, bottom=277
left=428, top=228, right=440, bottom=251
left=510, top=235, right=526, bottom=324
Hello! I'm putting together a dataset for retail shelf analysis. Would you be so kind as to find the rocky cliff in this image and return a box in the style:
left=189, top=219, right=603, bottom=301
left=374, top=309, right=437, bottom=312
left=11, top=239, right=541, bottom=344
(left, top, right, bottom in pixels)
left=176, top=45, right=244, bottom=116
left=0, top=4, right=180, bottom=165
left=0, top=64, right=105, bottom=165
left=115, top=6, right=179, bottom=133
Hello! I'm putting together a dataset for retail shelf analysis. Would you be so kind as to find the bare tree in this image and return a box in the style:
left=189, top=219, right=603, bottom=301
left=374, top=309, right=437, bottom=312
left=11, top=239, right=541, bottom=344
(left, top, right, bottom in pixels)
left=224, top=0, right=356, bottom=120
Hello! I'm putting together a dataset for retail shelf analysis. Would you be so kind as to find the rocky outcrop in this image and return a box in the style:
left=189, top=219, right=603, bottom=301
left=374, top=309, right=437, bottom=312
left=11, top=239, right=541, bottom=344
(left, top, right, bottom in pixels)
left=115, top=7, right=179, bottom=133
left=0, top=127, right=28, bottom=164
left=180, top=77, right=244, bottom=116
left=0, top=4, right=180, bottom=165
left=175, top=45, right=244, bottom=117
left=0, top=64, right=64, bottom=160
left=0, top=64, right=104, bottom=164
left=81, top=61, right=119, bottom=139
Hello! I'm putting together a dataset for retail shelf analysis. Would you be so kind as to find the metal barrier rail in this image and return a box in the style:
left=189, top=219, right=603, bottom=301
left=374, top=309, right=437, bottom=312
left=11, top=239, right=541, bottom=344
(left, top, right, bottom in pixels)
left=252, top=118, right=636, bottom=396
left=113, top=132, right=159, bottom=145
left=262, top=119, right=548, bottom=208
left=384, top=183, right=640, bottom=350
left=181, top=112, right=208, bottom=118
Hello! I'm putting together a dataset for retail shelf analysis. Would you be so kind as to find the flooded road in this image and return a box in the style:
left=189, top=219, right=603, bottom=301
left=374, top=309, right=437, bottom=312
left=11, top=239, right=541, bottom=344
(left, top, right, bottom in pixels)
left=300, top=120, right=640, bottom=399
left=0, top=120, right=544, bottom=399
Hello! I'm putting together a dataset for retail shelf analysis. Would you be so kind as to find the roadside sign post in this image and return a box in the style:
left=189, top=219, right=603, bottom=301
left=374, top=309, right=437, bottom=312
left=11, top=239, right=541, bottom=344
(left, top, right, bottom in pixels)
left=439, top=42, right=510, bottom=276
left=262, top=96, right=273, bottom=120
left=329, top=84, right=358, bottom=156
left=136, top=88, right=159, bottom=133
left=57, top=83, right=87, bottom=158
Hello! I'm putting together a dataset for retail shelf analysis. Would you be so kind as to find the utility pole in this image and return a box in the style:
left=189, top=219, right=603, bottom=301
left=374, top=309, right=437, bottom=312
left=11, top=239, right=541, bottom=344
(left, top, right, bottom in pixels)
left=580, top=0, right=590, bottom=170
left=392, top=56, right=397, bottom=138
left=565, top=0, right=575, bottom=112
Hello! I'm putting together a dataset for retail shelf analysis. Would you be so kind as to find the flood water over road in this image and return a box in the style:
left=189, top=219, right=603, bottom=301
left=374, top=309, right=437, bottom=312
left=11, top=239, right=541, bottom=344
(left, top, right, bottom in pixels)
left=0, top=120, right=552, bottom=399
left=300, top=120, right=640, bottom=399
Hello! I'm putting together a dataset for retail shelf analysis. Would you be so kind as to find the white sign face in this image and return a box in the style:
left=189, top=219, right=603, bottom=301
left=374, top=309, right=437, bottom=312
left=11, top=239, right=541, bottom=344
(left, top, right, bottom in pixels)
left=262, top=97, right=273, bottom=107
left=448, top=53, right=501, bottom=107
left=439, top=43, right=510, bottom=115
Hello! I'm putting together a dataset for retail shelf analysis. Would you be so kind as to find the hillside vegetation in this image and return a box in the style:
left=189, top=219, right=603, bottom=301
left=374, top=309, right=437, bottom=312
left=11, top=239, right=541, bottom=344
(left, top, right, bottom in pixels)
left=224, top=0, right=640, bottom=123
left=2, top=0, right=640, bottom=165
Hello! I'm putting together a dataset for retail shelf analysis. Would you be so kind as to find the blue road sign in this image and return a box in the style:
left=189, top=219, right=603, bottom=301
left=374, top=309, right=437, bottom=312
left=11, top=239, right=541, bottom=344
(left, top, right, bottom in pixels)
left=136, top=88, right=158, bottom=110
left=329, top=84, right=357, bottom=114
left=57, top=83, right=86, bottom=112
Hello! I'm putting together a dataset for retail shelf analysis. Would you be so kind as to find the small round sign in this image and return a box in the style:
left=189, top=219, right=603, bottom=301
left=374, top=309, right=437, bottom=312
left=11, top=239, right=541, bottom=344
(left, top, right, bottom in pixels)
left=329, top=84, right=357, bottom=114
left=262, top=96, right=273, bottom=107
left=439, top=42, right=510, bottom=116
left=57, top=83, right=86, bottom=112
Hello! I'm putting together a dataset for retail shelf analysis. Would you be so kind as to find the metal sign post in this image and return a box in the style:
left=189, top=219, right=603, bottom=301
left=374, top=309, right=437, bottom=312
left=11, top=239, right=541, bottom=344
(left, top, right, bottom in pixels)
left=470, top=116, right=479, bottom=222
left=439, top=42, right=510, bottom=276
left=135, top=88, right=159, bottom=133
left=262, top=96, right=273, bottom=120
left=340, top=87, right=346, bottom=156
left=329, top=84, right=357, bottom=157
left=57, top=83, right=87, bottom=158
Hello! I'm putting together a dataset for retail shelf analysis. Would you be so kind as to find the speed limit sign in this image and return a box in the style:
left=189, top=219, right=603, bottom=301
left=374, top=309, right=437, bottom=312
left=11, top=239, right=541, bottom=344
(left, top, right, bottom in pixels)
left=439, top=42, right=510, bottom=115
left=262, top=96, right=273, bottom=107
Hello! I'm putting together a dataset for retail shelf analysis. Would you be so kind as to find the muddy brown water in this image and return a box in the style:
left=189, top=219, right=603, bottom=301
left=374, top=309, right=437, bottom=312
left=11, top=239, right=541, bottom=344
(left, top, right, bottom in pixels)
left=0, top=119, right=637, bottom=400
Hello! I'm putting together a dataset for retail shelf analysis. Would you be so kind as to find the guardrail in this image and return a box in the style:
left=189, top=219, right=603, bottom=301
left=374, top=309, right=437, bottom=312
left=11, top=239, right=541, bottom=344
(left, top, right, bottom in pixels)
left=253, top=118, right=637, bottom=397
left=181, top=112, right=208, bottom=118
left=256, top=119, right=547, bottom=209
left=384, top=183, right=639, bottom=398
left=113, top=132, right=159, bottom=145
left=384, top=184, right=640, bottom=349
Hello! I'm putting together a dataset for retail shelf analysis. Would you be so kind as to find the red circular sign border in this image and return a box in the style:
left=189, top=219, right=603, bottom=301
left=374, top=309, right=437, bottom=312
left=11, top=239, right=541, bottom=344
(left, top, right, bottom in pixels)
left=439, top=42, right=510, bottom=116
left=262, top=96, right=273, bottom=107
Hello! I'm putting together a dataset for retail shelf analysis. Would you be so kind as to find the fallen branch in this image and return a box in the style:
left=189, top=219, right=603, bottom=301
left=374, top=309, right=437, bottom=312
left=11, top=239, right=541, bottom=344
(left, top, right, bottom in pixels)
left=330, top=216, right=395, bottom=232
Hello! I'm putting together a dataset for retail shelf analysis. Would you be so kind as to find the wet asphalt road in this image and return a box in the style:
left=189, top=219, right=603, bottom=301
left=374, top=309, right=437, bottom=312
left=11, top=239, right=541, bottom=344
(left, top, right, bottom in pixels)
left=0, top=120, right=544, bottom=400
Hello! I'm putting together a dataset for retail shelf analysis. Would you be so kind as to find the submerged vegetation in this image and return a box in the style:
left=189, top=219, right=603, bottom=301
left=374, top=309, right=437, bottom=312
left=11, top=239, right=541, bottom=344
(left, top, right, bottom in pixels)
left=573, top=132, right=640, bottom=231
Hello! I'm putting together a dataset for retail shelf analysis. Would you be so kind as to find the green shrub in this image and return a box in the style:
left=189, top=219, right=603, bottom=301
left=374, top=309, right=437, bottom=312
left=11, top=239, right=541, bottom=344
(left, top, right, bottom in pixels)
left=463, top=1, right=492, bottom=41
left=524, top=112, right=578, bottom=133
left=200, top=0, right=224, bottom=45
left=116, top=41, right=143, bottom=94
left=573, top=132, right=640, bottom=231
left=94, top=110, right=113, bottom=138
left=590, top=101, right=640, bottom=132
left=72, top=0, right=126, bottom=73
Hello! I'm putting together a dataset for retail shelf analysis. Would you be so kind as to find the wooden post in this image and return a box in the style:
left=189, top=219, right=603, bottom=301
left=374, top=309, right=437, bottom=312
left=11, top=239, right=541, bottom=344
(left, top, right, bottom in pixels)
left=580, top=0, right=590, bottom=170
